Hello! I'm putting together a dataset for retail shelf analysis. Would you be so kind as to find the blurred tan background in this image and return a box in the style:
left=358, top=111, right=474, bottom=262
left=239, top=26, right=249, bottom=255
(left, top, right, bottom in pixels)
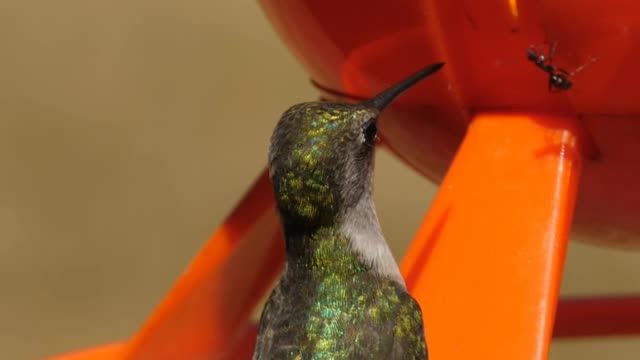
left=1, top=1, right=639, bottom=359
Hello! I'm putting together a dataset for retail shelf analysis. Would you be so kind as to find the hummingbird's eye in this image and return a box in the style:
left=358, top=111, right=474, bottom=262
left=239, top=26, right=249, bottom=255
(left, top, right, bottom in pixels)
left=363, top=120, right=378, bottom=145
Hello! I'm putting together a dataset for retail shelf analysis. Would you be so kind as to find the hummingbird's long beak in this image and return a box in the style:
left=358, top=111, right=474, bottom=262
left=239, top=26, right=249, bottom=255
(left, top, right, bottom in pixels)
left=364, top=62, right=445, bottom=111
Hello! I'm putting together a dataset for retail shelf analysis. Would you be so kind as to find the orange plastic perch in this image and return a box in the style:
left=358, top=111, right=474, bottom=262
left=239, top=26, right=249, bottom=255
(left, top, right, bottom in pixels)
left=401, top=112, right=582, bottom=359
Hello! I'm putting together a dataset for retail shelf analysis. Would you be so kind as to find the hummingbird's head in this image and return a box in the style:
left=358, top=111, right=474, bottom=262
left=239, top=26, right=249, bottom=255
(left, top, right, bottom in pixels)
left=268, top=62, right=445, bottom=230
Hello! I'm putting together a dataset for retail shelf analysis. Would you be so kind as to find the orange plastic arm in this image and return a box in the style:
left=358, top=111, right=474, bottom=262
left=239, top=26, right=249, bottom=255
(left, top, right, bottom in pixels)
left=401, top=112, right=583, bottom=360
left=121, top=168, right=283, bottom=360
left=48, top=169, right=282, bottom=360
left=45, top=343, right=126, bottom=360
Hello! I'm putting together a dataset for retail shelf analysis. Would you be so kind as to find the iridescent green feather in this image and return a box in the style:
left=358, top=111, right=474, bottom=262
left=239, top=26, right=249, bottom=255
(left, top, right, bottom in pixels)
left=255, top=226, right=426, bottom=359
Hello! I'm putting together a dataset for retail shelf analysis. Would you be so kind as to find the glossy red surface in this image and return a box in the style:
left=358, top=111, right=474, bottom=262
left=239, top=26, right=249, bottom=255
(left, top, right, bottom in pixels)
left=259, top=0, right=640, bottom=247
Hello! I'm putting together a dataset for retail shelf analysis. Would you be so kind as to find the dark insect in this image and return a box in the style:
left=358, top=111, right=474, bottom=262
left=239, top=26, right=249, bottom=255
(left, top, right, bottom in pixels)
left=527, top=41, right=596, bottom=92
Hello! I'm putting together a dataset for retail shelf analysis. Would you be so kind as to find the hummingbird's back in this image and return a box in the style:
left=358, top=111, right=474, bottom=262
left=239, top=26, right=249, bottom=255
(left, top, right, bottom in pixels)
left=253, top=228, right=427, bottom=360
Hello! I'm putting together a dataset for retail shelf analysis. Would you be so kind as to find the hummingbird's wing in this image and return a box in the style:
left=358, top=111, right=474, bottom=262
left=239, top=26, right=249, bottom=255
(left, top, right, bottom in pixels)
left=338, top=288, right=426, bottom=360
left=387, top=293, right=428, bottom=360
left=253, top=276, right=314, bottom=359
left=253, top=282, right=291, bottom=360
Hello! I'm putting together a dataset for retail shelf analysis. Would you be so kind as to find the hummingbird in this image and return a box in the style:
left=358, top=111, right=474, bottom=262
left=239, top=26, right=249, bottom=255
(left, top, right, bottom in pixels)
left=253, top=62, right=445, bottom=360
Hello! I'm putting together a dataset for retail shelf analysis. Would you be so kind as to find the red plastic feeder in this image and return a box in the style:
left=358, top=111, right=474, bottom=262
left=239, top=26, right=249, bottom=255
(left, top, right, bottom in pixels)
left=49, top=1, right=640, bottom=359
